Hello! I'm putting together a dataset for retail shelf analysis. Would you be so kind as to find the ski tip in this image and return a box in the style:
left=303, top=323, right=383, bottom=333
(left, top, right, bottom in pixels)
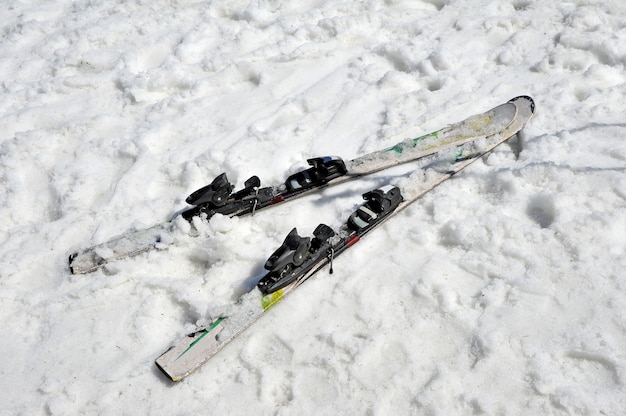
left=509, top=95, right=535, bottom=114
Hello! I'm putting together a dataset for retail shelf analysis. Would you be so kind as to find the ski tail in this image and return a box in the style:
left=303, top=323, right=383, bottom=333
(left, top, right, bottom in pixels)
left=68, top=224, right=170, bottom=275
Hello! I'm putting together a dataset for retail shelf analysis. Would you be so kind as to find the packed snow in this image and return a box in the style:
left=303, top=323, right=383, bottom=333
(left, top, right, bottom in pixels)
left=1, top=0, right=625, bottom=414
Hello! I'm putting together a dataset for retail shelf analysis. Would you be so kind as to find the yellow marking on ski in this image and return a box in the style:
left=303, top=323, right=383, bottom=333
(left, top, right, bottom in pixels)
left=261, top=289, right=284, bottom=311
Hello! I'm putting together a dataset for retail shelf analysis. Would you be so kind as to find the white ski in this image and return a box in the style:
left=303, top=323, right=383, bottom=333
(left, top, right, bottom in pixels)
left=155, top=96, right=535, bottom=382
left=69, top=99, right=519, bottom=274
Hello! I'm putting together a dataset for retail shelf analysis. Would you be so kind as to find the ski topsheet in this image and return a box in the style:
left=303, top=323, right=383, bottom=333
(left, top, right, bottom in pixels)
left=69, top=99, right=519, bottom=274
left=155, top=96, right=535, bottom=382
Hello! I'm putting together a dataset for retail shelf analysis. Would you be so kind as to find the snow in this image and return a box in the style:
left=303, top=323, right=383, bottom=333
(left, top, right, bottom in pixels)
left=1, top=0, right=625, bottom=414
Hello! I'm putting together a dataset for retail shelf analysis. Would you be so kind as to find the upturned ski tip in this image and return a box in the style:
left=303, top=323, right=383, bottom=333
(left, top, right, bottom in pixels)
left=510, top=95, right=535, bottom=113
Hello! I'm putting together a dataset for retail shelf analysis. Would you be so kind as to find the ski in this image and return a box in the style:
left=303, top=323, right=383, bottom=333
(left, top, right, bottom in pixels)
left=155, top=96, right=535, bottom=382
left=69, top=98, right=521, bottom=274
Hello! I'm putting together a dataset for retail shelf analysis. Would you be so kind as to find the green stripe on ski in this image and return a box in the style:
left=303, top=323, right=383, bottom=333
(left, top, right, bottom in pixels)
left=174, top=317, right=225, bottom=361
left=384, top=131, right=440, bottom=154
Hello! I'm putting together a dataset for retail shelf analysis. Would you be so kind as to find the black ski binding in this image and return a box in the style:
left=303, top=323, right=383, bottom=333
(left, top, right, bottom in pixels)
left=185, top=173, right=234, bottom=207
left=181, top=156, right=346, bottom=222
left=285, top=156, right=347, bottom=192
left=264, top=228, right=311, bottom=271
left=182, top=172, right=269, bottom=221
left=347, top=185, right=403, bottom=232
left=258, top=224, right=336, bottom=294
left=186, top=173, right=263, bottom=207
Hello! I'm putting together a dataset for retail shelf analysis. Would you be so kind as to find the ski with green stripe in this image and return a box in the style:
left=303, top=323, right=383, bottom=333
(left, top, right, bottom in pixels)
left=155, top=96, right=535, bottom=382
left=69, top=97, right=528, bottom=274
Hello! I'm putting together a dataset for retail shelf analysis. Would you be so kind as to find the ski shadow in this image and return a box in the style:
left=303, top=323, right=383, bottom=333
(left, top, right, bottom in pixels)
left=152, top=363, right=178, bottom=386
left=310, top=164, right=422, bottom=208
left=311, top=179, right=380, bottom=207
left=233, top=261, right=267, bottom=299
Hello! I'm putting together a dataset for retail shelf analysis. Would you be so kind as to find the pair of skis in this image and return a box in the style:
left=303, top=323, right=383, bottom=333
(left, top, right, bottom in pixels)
left=67, top=96, right=534, bottom=381
left=145, top=96, right=534, bottom=381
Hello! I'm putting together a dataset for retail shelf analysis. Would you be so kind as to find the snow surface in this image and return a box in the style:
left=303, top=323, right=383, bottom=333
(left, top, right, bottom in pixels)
left=1, top=0, right=625, bottom=414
